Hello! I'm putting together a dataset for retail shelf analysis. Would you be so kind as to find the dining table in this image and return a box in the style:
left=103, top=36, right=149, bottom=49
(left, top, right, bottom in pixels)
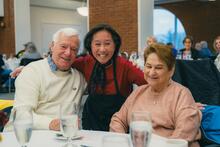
left=0, top=129, right=187, bottom=147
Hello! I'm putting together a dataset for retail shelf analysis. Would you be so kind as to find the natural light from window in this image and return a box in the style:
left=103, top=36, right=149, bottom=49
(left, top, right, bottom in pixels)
left=154, top=9, right=186, bottom=50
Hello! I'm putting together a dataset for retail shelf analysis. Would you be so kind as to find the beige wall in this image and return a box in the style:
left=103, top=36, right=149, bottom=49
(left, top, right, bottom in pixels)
left=30, top=6, right=88, bottom=55
left=14, top=0, right=31, bottom=54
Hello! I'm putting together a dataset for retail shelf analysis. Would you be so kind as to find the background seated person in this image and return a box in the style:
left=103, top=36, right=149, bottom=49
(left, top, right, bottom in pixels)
left=0, top=54, right=13, bottom=91
left=213, top=36, right=220, bottom=72
left=146, top=36, right=157, bottom=47
left=110, top=43, right=202, bottom=147
left=213, top=36, right=220, bottom=56
left=20, top=42, right=42, bottom=65
left=20, top=42, right=42, bottom=66
left=4, top=27, right=86, bottom=131
left=179, top=36, right=200, bottom=60
left=198, top=41, right=213, bottom=59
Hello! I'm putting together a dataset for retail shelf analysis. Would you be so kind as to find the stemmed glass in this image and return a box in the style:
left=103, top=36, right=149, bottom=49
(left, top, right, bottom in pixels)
left=60, top=102, right=78, bottom=147
left=13, top=105, right=33, bottom=147
left=130, top=111, right=152, bottom=147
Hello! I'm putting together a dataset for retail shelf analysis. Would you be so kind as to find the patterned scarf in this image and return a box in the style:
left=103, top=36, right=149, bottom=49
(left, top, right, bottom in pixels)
left=88, top=59, right=113, bottom=95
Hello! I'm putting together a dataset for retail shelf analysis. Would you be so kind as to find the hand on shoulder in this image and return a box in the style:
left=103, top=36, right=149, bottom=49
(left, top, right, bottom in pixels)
left=10, top=66, right=24, bottom=78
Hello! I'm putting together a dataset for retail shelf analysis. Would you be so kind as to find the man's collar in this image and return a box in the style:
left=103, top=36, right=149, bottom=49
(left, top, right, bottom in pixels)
left=47, top=55, right=57, bottom=72
left=47, top=55, right=72, bottom=73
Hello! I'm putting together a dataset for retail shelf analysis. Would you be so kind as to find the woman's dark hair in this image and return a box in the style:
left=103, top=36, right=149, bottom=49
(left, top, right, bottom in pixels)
left=183, top=35, right=194, bottom=45
left=84, top=23, right=121, bottom=58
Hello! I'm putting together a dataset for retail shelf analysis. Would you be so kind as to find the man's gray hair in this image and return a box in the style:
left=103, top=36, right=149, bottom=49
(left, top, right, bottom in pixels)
left=200, top=41, right=208, bottom=48
left=52, top=28, right=79, bottom=42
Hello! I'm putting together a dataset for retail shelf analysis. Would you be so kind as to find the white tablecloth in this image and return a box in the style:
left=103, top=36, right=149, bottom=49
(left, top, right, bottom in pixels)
left=0, top=130, right=186, bottom=147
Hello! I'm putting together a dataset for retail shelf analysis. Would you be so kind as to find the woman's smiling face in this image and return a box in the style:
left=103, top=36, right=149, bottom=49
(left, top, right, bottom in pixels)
left=144, top=53, right=173, bottom=92
left=91, top=30, right=115, bottom=64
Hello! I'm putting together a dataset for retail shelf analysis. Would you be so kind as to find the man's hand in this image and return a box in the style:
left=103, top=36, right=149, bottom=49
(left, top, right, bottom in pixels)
left=10, top=66, right=24, bottom=78
left=49, top=119, right=60, bottom=131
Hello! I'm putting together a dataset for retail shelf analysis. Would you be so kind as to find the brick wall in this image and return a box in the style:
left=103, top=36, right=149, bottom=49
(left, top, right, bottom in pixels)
left=89, top=0, right=138, bottom=55
left=0, top=0, right=15, bottom=56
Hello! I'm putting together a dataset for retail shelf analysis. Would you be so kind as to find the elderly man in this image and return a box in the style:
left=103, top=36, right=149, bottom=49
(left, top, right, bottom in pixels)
left=4, top=28, right=86, bottom=131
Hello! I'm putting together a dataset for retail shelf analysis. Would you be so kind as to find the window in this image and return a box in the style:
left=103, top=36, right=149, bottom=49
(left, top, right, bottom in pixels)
left=154, top=8, right=186, bottom=50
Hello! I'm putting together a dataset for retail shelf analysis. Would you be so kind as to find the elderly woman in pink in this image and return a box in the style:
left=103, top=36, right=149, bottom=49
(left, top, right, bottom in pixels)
left=110, top=43, right=202, bottom=147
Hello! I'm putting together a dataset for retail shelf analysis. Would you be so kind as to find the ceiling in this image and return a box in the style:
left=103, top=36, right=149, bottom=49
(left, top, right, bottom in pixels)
left=30, top=0, right=83, bottom=10
left=30, top=0, right=216, bottom=10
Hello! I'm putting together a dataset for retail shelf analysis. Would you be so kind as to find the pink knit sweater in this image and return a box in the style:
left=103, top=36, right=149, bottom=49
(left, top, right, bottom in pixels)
left=110, top=80, right=201, bottom=147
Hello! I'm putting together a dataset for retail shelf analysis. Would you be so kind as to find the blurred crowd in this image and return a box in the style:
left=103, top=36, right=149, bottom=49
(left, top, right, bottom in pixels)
left=1, top=35, right=220, bottom=93
left=0, top=42, right=43, bottom=92
left=119, top=35, right=220, bottom=72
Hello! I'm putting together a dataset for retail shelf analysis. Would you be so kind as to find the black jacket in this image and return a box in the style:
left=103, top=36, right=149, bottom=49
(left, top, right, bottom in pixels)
left=179, top=48, right=200, bottom=60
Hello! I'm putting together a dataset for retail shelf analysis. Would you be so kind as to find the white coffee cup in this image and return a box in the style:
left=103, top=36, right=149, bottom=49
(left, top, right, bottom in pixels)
left=166, top=138, right=188, bottom=147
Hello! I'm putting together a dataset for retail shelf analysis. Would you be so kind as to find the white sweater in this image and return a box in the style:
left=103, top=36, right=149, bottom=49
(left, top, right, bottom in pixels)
left=5, top=58, right=86, bottom=131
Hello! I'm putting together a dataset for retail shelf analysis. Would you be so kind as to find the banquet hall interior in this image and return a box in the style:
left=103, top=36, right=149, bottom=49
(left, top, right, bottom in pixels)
left=0, top=0, right=220, bottom=146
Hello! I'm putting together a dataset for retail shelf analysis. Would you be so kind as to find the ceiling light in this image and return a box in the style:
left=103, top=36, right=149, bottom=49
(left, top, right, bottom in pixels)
left=77, top=0, right=88, bottom=17
left=77, top=6, right=88, bottom=16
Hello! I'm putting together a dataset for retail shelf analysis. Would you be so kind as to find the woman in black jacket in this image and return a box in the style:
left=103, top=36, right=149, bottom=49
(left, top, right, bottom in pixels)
left=179, top=36, right=200, bottom=60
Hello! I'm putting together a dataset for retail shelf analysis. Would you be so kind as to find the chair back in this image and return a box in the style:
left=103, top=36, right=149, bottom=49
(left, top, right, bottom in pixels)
left=172, top=59, right=220, bottom=105
left=0, top=100, right=13, bottom=132
left=20, top=58, right=43, bottom=66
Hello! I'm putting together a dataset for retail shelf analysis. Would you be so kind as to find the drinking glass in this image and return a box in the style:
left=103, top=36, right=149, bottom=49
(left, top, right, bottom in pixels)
left=103, top=135, right=131, bottom=147
left=60, top=102, right=78, bottom=147
left=13, top=105, right=33, bottom=147
left=130, top=111, right=152, bottom=147
left=176, top=51, right=182, bottom=60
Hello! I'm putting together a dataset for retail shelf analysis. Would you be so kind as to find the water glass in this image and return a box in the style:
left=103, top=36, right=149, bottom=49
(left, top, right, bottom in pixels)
left=13, top=105, right=33, bottom=147
left=130, top=111, right=152, bottom=147
left=60, top=102, right=78, bottom=147
left=103, top=135, right=131, bottom=147
left=176, top=51, right=182, bottom=59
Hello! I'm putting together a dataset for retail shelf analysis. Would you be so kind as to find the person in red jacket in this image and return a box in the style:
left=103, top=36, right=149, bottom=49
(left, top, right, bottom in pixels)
left=73, top=23, right=146, bottom=131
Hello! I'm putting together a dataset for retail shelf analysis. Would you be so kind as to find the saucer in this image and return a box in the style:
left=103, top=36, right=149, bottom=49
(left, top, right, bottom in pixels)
left=55, top=133, right=83, bottom=140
